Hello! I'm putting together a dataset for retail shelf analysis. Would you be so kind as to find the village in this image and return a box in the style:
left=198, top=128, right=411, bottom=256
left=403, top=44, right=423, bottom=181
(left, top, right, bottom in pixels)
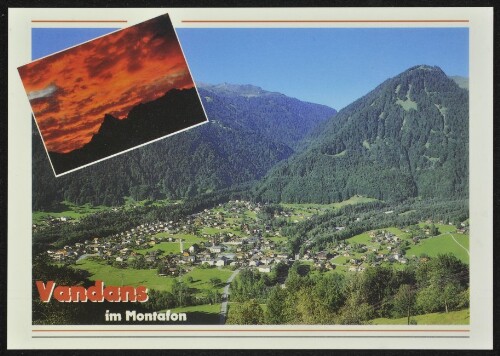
left=41, top=200, right=459, bottom=278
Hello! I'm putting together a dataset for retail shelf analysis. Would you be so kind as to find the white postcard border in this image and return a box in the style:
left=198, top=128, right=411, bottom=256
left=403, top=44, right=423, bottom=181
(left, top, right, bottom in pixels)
left=7, top=7, right=493, bottom=350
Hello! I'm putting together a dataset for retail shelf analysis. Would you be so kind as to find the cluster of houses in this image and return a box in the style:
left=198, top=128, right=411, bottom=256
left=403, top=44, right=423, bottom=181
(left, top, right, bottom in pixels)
left=45, top=201, right=303, bottom=275
left=33, top=215, right=74, bottom=232
left=44, top=201, right=460, bottom=276
left=296, top=230, right=416, bottom=273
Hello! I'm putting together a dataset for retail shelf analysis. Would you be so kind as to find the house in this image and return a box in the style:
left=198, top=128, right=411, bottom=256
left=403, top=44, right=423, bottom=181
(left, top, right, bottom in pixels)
left=215, top=259, right=226, bottom=267
left=189, top=244, right=199, bottom=254
left=258, top=266, right=271, bottom=273
left=209, top=245, right=223, bottom=253
left=316, top=251, right=329, bottom=261
left=261, top=257, right=274, bottom=265
left=249, top=260, right=260, bottom=267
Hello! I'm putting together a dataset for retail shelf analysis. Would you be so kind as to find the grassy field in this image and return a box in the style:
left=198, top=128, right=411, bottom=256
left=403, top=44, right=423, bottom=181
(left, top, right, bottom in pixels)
left=406, top=233, right=469, bottom=264
left=370, top=309, right=469, bottom=325
left=135, top=242, right=184, bottom=255
left=201, top=227, right=243, bottom=236
left=345, top=224, right=469, bottom=264
left=123, top=197, right=182, bottom=208
left=33, top=202, right=110, bottom=224
left=268, top=235, right=287, bottom=244
left=73, top=258, right=232, bottom=295
left=73, top=258, right=175, bottom=291
left=33, top=198, right=182, bottom=224
left=181, top=267, right=233, bottom=293
left=282, top=196, right=378, bottom=222
left=453, top=234, right=470, bottom=250
left=346, top=232, right=373, bottom=245
left=133, top=233, right=205, bottom=255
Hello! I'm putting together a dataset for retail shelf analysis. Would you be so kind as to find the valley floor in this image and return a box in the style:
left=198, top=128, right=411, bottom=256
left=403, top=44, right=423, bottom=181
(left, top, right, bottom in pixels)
left=34, top=197, right=470, bottom=325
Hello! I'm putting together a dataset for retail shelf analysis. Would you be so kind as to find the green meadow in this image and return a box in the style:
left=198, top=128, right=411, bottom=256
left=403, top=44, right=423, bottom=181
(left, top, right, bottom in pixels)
left=370, top=309, right=469, bottom=325
left=73, top=258, right=175, bottom=291
left=33, top=202, right=110, bottom=224
left=73, top=257, right=233, bottom=296
left=406, top=233, right=469, bottom=264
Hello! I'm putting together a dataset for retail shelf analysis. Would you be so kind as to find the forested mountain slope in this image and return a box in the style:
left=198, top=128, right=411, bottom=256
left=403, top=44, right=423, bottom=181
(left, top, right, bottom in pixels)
left=33, top=84, right=336, bottom=209
left=256, top=65, right=469, bottom=203
left=197, top=83, right=337, bottom=150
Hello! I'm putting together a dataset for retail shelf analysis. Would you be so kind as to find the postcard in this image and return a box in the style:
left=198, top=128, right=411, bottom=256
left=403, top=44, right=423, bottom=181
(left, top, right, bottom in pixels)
left=7, top=7, right=493, bottom=350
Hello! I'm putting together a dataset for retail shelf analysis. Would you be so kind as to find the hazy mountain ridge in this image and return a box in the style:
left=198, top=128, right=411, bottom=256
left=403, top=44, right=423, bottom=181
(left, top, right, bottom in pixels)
left=197, top=83, right=337, bottom=149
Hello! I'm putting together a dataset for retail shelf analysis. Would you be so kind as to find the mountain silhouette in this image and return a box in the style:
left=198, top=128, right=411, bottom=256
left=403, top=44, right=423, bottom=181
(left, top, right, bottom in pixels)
left=48, top=87, right=206, bottom=175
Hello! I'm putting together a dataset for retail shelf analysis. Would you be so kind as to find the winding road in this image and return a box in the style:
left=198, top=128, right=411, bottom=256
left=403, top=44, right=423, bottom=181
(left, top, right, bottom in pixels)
left=449, top=232, right=470, bottom=256
left=219, top=268, right=240, bottom=324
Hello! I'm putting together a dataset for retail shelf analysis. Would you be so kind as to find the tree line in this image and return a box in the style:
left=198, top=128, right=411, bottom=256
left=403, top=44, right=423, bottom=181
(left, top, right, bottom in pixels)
left=227, top=254, right=469, bottom=325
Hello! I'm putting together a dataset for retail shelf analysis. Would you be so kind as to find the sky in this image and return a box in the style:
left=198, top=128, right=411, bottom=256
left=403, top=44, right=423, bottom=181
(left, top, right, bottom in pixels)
left=27, top=26, right=468, bottom=151
left=177, top=28, right=468, bottom=110
left=21, top=15, right=195, bottom=154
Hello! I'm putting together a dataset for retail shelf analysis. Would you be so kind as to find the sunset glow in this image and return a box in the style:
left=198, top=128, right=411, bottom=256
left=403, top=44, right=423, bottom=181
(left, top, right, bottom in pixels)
left=19, top=14, right=195, bottom=153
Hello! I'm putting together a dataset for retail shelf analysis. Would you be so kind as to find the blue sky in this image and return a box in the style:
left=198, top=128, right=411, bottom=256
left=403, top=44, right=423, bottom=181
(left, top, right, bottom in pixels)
left=33, top=27, right=468, bottom=110
left=32, top=28, right=119, bottom=60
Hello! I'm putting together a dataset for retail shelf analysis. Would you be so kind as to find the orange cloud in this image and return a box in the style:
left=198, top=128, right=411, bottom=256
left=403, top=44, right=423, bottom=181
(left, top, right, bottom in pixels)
left=18, top=14, right=195, bottom=153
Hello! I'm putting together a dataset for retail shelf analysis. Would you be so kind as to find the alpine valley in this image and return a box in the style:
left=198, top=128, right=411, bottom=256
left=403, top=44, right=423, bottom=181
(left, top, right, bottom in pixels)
left=32, top=65, right=470, bottom=326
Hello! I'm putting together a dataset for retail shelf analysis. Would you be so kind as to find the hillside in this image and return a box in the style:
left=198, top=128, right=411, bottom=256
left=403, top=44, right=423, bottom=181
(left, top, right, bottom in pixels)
left=255, top=65, right=469, bottom=203
left=33, top=84, right=336, bottom=209
left=450, top=76, right=469, bottom=90
left=198, top=83, right=337, bottom=149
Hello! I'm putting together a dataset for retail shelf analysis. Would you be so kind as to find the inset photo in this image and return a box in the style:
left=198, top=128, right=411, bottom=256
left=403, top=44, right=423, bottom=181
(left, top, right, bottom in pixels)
left=18, top=13, right=207, bottom=176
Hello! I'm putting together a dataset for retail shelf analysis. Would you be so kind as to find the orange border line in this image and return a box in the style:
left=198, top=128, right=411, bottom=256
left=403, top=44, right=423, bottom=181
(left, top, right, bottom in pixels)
left=33, top=329, right=470, bottom=333
left=181, top=20, right=469, bottom=23
left=31, top=20, right=128, bottom=23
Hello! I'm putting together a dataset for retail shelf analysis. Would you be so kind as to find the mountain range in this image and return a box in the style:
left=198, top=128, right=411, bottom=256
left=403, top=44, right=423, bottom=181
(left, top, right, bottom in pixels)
left=33, top=65, right=468, bottom=210
left=33, top=83, right=336, bottom=209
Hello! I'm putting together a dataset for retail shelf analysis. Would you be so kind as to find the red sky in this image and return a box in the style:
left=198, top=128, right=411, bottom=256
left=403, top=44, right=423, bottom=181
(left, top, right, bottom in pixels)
left=18, top=14, right=195, bottom=153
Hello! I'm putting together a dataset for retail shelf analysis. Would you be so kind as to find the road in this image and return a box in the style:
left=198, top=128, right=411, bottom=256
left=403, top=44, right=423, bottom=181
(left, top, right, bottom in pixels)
left=219, top=268, right=240, bottom=324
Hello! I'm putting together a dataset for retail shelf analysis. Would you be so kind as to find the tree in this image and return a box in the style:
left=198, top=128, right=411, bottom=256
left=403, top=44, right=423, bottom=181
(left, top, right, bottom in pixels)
left=265, top=286, right=289, bottom=324
left=210, top=277, right=222, bottom=287
left=429, top=224, right=439, bottom=236
left=393, top=284, right=416, bottom=325
left=227, top=300, right=264, bottom=325
left=171, top=280, right=193, bottom=307
left=416, top=254, right=469, bottom=313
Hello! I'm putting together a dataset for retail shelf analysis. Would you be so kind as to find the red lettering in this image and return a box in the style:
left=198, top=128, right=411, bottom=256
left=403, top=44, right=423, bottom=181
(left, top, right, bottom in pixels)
left=36, top=280, right=55, bottom=302
left=136, top=286, right=149, bottom=302
left=87, top=280, right=104, bottom=302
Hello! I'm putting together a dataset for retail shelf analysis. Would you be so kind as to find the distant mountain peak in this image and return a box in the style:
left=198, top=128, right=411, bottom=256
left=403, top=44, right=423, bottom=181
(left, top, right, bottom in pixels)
left=198, top=82, right=282, bottom=98
left=409, top=64, right=443, bottom=72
